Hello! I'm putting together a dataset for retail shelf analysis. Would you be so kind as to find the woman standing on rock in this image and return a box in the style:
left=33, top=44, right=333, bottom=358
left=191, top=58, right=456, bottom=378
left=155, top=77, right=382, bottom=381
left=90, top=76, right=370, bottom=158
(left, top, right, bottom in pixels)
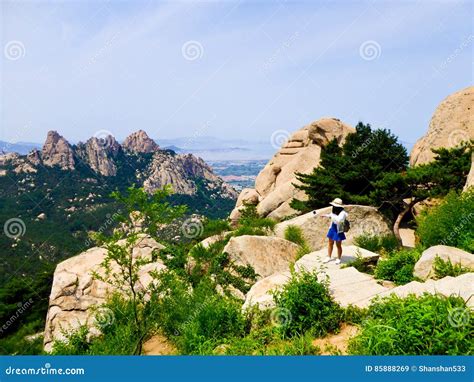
left=314, top=198, right=348, bottom=265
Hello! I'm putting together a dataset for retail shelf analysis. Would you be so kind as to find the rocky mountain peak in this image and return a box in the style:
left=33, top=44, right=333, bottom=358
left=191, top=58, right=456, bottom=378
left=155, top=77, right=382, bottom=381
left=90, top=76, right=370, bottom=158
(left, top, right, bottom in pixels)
left=75, top=136, right=121, bottom=177
left=122, top=130, right=159, bottom=154
left=41, top=130, right=75, bottom=170
left=410, top=86, right=474, bottom=166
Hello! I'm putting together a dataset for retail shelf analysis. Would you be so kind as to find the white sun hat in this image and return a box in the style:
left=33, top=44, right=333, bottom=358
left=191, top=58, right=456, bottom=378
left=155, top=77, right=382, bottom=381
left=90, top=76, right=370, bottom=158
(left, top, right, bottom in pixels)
left=329, top=198, right=344, bottom=207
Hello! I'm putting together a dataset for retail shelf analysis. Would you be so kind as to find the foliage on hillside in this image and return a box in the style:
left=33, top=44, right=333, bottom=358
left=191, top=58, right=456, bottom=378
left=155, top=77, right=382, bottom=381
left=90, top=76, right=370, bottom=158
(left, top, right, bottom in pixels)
left=416, top=190, right=474, bottom=252
left=349, top=294, right=473, bottom=355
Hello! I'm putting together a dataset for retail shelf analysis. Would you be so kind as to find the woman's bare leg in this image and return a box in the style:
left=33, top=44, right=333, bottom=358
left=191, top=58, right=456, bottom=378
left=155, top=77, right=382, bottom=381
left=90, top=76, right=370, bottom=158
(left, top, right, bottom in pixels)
left=328, top=239, right=334, bottom=258
left=336, top=240, right=343, bottom=259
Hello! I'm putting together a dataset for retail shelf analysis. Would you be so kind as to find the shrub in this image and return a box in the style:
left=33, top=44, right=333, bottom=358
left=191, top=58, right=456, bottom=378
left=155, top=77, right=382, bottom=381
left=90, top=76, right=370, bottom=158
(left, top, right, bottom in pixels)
left=273, top=271, right=344, bottom=337
left=284, top=225, right=306, bottom=246
left=178, top=295, right=245, bottom=354
left=354, top=233, right=399, bottom=254
left=200, top=219, right=231, bottom=239
left=234, top=204, right=276, bottom=236
left=284, top=225, right=312, bottom=260
left=417, top=191, right=474, bottom=252
left=433, top=256, right=472, bottom=279
left=349, top=294, right=474, bottom=355
left=374, top=248, right=421, bottom=285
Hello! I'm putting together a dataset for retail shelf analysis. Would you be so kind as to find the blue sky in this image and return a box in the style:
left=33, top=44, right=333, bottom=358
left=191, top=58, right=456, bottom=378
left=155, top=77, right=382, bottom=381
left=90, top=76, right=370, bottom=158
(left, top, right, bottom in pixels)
left=1, top=0, right=472, bottom=148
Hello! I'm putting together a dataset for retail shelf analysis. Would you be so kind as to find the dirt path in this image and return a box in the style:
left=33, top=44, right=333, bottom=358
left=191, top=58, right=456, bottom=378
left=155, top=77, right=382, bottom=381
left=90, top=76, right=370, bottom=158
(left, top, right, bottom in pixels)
left=143, top=334, right=177, bottom=355
left=312, top=324, right=359, bottom=355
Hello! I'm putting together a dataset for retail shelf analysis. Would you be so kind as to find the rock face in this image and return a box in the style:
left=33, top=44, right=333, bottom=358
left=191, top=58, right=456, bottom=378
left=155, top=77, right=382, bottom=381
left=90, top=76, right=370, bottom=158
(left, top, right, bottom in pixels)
left=230, top=118, right=355, bottom=222
left=43, top=235, right=166, bottom=352
left=143, top=152, right=237, bottom=198
left=373, top=273, right=474, bottom=308
left=274, top=205, right=392, bottom=251
left=41, top=131, right=76, bottom=170
left=122, top=130, right=159, bottom=154
left=413, top=245, right=474, bottom=280
left=410, top=86, right=474, bottom=167
left=223, top=235, right=300, bottom=279
left=76, top=136, right=121, bottom=177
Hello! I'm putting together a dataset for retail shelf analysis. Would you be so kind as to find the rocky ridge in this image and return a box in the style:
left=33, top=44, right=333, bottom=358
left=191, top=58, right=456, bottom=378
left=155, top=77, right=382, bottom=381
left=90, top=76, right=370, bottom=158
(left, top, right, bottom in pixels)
left=0, top=130, right=237, bottom=199
left=230, top=118, right=355, bottom=222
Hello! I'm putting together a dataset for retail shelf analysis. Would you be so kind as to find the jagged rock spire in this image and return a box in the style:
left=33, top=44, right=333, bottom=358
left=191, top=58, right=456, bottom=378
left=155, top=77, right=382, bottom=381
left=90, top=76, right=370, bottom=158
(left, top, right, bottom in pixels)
left=122, top=130, right=159, bottom=154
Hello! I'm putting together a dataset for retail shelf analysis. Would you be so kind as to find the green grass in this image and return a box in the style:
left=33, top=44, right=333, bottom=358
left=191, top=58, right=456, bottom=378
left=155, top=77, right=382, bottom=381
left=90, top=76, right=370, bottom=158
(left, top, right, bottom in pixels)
left=349, top=294, right=474, bottom=355
left=416, top=190, right=474, bottom=253
left=433, top=256, right=472, bottom=279
left=354, top=233, right=399, bottom=254
left=284, top=225, right=312, bottom=261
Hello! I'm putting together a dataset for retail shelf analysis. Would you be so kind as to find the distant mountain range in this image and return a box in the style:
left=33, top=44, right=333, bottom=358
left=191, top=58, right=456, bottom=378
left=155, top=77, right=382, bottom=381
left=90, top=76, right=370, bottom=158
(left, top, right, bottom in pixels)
left=0, top=136, right=275, bottom=161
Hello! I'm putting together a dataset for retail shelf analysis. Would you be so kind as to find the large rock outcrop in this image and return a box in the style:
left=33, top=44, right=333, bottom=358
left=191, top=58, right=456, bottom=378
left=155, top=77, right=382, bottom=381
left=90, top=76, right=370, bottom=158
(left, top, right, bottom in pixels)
left=43, top=235, right=166, bottom=352
left=144, top=152, right=237, bottom=198
left=230, top=118, right=355, bottom=222
left=243, top=245, right=474, bottom=311
left=76, top=136, right=121, bottom=176
left=274, top=205, right=392, bottom=251
left=410, top=86, right=474, bottom=167
left=243, top=245, right=387, bottom=311
left=41, top=131, right=76, bottom=170
left=122, top=130, right=159, bottom=154
left=223, top=235, right=300, bottom=279
left=413, top=245, right=474, bottom=280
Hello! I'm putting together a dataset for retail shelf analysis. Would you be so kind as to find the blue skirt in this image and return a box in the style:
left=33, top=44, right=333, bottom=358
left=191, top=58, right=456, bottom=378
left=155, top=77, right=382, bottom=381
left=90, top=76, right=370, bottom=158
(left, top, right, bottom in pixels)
left=327, top=223, right=346, bottom=241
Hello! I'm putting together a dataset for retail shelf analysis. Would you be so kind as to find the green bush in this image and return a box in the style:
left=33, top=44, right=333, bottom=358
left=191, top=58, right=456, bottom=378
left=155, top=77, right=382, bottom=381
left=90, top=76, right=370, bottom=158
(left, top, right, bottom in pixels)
left=433, top=256, right=472, bottom=279
left=273, top=271, right=343, bottom=337
left=417, top=191, right=474, bottom=252
left=178, top=295, right=245, bottom=354
left=234, top=204, right=276, bottom=236
left=349, top=294, right=474, bottom=355
left=284, top=225, right=306, bottom=246
left=284, top=225, right=311, bottom=260
left=200, top=219, right=231, bottom=239
left=374, top=248, right=421, bottom=285
left=354, top=233, right=399, bottom=254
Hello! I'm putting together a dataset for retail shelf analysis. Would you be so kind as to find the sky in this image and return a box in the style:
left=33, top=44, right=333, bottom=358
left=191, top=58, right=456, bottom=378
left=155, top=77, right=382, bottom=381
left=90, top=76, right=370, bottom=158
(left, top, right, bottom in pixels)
left=1, top=0, right=472, bottom=149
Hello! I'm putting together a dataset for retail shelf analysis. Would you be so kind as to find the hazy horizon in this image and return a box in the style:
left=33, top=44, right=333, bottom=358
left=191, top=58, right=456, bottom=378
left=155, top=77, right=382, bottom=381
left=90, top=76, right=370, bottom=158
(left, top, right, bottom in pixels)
left=2, top=0, right=471, bottom=148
